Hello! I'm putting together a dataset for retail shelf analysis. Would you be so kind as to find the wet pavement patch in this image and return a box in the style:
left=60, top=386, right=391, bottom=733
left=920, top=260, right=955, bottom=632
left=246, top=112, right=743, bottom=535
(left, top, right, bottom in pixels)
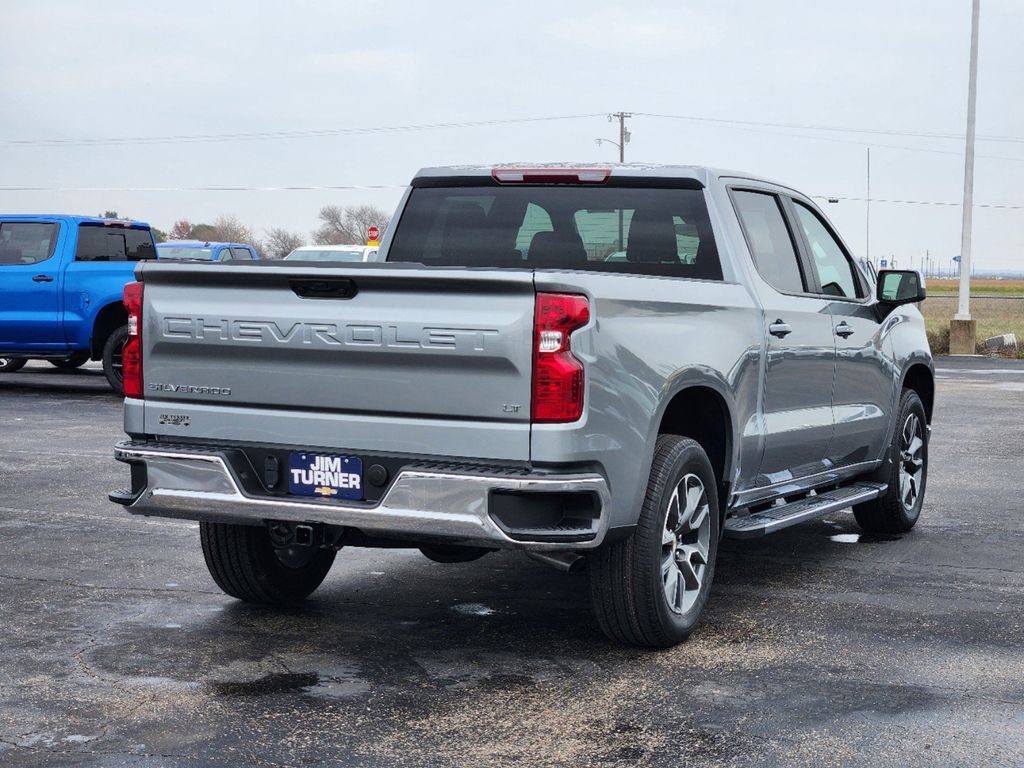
left=209, top=672, right=320, bottom=697
left=830, top=532, right=903, bottom=544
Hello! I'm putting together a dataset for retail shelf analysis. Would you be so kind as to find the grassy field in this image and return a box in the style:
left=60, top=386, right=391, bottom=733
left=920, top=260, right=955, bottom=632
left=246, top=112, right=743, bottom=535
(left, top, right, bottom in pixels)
left=921, top=295, right=1024, bottom=355
left=925, top=278, right=1024, bottom=295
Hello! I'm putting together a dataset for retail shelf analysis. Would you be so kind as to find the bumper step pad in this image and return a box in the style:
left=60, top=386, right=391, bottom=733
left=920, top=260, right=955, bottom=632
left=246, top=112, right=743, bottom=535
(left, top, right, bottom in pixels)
left=724, top=482, right=887, bottom=539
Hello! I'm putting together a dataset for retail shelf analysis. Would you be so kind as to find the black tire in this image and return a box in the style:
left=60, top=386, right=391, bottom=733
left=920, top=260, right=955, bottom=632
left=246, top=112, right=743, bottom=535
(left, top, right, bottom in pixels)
left=589, top=435, right=720, bottom=648
left=101, top=325, right=128, bottom=394
left=0, top=357, right=27, bottom=373
left=50, top=353, right=90, bottom=370
left=200, top=522, right=336, bottom=605
left=853, top=389, right=928, bottom=534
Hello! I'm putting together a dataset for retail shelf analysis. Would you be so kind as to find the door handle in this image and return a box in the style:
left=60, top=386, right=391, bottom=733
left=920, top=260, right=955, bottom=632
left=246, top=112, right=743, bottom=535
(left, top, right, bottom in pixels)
left=32, top=274, right=54, bottom=283
left=834, top=322, right=855, bottom=338
left=768, top=320, right=792, bottom=338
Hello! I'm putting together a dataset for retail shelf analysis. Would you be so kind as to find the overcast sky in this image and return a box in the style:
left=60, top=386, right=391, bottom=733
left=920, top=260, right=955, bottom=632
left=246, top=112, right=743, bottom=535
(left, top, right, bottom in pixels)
left=0, top=0, right=1021, bottom=270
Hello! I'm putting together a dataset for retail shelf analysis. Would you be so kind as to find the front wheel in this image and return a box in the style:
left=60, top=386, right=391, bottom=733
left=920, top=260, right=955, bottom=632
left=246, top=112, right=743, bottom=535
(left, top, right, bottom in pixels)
left=101, top=325, right=128, bottom=394
left=0, top=358, right=27, bottom=373
left=589, top=435, right=720, bottom=647
left=200, top=522, right=336, bottom=605
left=853, top=389, right=928, bottom=533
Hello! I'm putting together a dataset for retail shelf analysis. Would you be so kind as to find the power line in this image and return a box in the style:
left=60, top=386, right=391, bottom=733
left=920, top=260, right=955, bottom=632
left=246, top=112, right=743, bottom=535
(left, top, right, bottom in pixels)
left=635, top=111, right=1024, bottom=145
left=686, top=119, right=1024, bottom=163
left=0, top=186, right=1020, bottom=209
left=2, top=110, right=1023, bottom=154
left=0, top=184, right=407, bottom=192
left=0, top=114, right=605, bottom=148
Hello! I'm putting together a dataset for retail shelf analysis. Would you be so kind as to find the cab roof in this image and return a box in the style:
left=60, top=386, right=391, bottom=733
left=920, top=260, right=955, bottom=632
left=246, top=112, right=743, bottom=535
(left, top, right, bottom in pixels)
left=411, top=163, right=792, bottom=191
left=156, top=240, right=251, bottom=249
left=0, top=214, right=151, bottom=227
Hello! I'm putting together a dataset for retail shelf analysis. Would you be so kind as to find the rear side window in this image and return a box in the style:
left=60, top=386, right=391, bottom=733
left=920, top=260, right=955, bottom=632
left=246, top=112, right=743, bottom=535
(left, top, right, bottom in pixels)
left=792, top=202, right=861, bottom=298
left=0, top=222, right=59, bottom=265
left=230, top=247, right=254, bottom=260
left=387, top=185, right=723, bottom=280
left=75, top=225, right=156, bottom=262
left=732, top=190, right=805, bottom=294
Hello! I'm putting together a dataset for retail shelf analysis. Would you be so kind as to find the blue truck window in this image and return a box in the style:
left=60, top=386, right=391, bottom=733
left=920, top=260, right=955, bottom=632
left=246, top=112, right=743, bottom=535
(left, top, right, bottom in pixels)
left=0, top=222, right=59, bottom=266
left=76, top=225, right=156, bottom=262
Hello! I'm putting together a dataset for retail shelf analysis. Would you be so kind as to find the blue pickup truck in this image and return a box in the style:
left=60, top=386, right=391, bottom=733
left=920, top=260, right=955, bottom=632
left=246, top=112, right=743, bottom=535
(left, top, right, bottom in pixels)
left=156, top=240, right=259, bottom=261
left=0, top=215, right=156, bottom=393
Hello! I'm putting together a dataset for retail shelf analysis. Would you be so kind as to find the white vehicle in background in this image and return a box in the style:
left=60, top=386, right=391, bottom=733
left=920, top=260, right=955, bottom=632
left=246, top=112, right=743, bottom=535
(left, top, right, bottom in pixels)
left=283, top=245, right=379, bottom=262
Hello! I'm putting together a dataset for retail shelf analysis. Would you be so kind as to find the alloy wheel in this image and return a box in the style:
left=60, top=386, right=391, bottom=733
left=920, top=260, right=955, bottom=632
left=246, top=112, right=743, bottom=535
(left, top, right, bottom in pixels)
left=661, top=473, right=712, bottom=615
left=899, top=413, right=925, bottom=512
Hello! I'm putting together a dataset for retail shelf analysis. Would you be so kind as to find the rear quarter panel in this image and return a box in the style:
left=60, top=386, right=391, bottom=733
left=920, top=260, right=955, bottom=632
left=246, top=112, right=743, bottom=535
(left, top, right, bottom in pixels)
left=62, top=258, right=139, bottom=351
left=532, top=271, right=763, bottom=530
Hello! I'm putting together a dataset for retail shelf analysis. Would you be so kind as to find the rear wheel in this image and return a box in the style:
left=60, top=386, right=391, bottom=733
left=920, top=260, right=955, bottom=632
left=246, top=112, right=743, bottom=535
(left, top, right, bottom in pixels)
left=200, top=522, right=336, bottom=605
left=853, top=389, right=928, bottom=534
left=101, top=325, right=128, bottom=394
left=590, top=435, right=719, bottom=647
left=0, top=358, right=27, bottom=373
left=50, top=353, right=90, bottom=370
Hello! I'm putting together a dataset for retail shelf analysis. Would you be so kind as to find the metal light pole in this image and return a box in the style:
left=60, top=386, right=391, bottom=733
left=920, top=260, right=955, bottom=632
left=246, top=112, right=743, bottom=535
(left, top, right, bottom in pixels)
left=951, top=0, right=981, bottom=353
left=866, top=147, right=871, bottom=265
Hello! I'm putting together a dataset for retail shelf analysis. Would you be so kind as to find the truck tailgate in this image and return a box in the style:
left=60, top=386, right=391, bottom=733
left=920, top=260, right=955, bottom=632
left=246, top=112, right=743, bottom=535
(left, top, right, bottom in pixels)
left=137, top=263, right=536, bottom=458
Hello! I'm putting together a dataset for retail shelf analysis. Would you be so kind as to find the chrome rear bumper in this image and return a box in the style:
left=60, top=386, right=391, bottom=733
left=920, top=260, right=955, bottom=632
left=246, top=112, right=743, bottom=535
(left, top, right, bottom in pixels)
left=112, top=441, right=610, bottom=550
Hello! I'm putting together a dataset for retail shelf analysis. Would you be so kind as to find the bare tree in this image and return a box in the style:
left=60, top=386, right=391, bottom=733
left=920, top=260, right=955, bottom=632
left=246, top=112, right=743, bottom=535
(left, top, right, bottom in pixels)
left=264, top=227, right=306, bottom=259
left=312, top=205, right=390, bottom=245
left=207, top=215, right=255, bottom=244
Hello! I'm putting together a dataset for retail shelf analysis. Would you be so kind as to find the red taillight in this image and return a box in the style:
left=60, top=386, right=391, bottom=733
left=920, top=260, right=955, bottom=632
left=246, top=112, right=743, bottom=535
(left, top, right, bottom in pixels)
left=122, top=282, right=143, bottom=399
left=532, top=293, right=590, bottom=423
left=491, top=167, right=611, bottom=184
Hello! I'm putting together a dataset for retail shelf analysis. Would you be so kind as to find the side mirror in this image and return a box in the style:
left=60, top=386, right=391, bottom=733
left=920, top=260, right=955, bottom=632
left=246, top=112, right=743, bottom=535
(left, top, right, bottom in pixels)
left=876, top=269, right=925, bottom=306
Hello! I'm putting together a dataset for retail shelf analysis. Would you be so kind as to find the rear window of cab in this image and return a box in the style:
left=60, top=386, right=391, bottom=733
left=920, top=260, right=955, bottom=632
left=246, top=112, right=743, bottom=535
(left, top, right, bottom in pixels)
left=387, top=184, right=723, bottom=280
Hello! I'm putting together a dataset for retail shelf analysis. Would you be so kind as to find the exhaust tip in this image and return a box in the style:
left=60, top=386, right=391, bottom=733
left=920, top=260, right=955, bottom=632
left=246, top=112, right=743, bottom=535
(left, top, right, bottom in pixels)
left=526, top=550, right=586, bottom=574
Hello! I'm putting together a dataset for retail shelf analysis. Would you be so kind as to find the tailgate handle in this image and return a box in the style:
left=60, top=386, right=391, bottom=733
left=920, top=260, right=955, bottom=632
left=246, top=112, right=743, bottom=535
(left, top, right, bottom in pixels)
left=290, top=278, right=358, bottom=299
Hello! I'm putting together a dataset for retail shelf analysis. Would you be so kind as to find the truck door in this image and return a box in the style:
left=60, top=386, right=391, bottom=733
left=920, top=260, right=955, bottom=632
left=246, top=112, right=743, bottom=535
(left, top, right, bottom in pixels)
left=0, top=220, right=66, bottom=349
left=788, top=199, right=894, bottom=467
left=731, top=190, right=837, bottom=481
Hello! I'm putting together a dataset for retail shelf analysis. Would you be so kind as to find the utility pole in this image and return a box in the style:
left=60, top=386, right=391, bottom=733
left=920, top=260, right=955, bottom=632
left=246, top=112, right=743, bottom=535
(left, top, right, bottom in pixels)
left=597, top=113, right=632, bottom=249
left=951, top=0, right=981, bottom=354
left=611, top=112, right=631, bottom=162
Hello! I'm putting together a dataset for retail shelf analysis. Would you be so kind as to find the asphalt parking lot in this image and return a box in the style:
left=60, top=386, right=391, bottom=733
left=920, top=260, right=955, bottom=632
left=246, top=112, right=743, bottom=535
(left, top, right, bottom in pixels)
left=1, top=360, right=1022, bottom=767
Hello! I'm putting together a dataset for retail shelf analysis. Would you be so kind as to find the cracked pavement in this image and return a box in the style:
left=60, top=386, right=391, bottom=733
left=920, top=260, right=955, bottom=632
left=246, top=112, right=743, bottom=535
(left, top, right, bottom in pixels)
left=1, top=360, right=1022, bottom=767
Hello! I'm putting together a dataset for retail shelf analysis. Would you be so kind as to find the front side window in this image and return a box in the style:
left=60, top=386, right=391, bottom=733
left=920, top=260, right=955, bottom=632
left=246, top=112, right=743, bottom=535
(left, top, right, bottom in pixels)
left=0, top=222, right=59, bottom=265
left=387, top=185, right=723, bottom=280
left=793, top=202, right=861, bottom=298
left=75, top=225, right=155, bottom=262
left=731, top=190, right=805, bottom=294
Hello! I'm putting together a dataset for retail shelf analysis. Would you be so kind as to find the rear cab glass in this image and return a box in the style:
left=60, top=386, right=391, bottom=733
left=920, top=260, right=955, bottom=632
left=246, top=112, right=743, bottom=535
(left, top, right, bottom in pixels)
left=387, top=182, right=723, bottom=280
left=75, top=224, right=156, bottom=262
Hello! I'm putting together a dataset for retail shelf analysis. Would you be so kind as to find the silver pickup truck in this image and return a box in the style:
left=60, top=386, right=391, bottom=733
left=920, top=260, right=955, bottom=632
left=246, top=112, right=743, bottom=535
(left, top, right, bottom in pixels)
left=110, top=164, right=933, bottom=647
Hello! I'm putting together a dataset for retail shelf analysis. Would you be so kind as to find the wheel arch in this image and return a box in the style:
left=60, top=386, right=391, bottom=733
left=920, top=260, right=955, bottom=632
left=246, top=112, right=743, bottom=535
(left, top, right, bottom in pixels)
left=900, top=361, right=935, bottom=424
left=653, top=373, right=737, bottom=524
left=90, top=301, right=128, bottom=359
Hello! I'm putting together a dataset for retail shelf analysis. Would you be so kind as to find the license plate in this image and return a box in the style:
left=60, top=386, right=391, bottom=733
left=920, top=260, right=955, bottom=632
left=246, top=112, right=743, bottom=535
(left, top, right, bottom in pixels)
left=287, top=452, right=363, bottom=500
